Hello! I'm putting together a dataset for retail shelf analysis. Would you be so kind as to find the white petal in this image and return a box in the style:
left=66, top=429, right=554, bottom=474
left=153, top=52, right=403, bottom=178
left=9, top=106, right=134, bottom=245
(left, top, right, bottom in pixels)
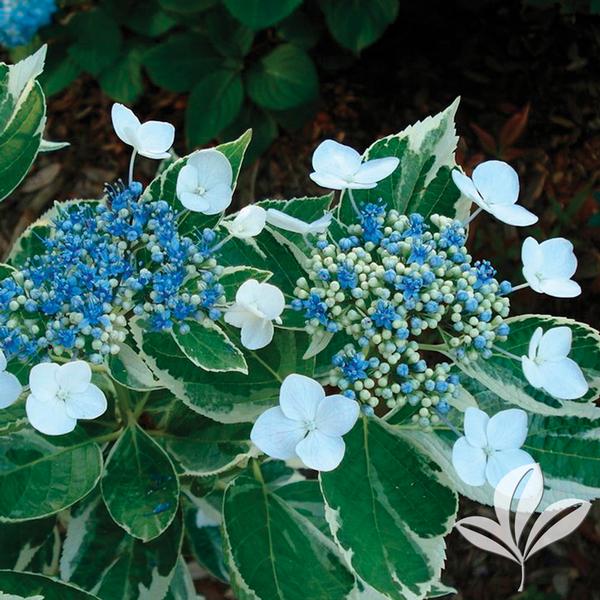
left=199, top=183, right=233, bottom=215
left=521, top=237, right=543, bottom=273
left=0, top=349, right=6, bottom=372
left=224, top=304, right=251, bottom=328
left=65, top=385, right=107, bottom=420
left=487, top=409, right=528, bottom=450
left=472, top=160, right=520, bottom=206
left=463, top=407, right=489, bottom=448
left=486, top=449, right=535, bottom=489
left=176, top=164, right=199, bottom=195
left=309, top=172, right=361, bottom=190
left=279, top=373, right=324, bottom=422
left=179, top=192, right=210, bottom=213
left=522, top=356, right=544, bottom=389
left=0, top=371, right=23, bottom=409
left=235, top=279, right=262, bottom=305
left=539, top=278, right=581, bottom=298
left=26, top=394, right=76, bottom=436
left=489, top=203, right=538, bottom=226
left=538, top=326, right=572, bottom=361
left=538, top=238, right=577, bottom=279
left=306, top=212, right=333, bottom=234
left=528, top=327, right=544, bottom=360
left=451, top=169, right=486, bottom=207
left=538, top=358, right=589, bottom=400
left=29, top=362, right=60, bottom=402
left=241, top=317, right=274, bottom=350
left=229, top=205, right=267, bottom=238
left=189, top=149, right=233, bottom=190
left=56, top=361, right=92, bottom=394
left=295, top=430, right=345, bottom=471
left=315, top=395, right=360, bottom=436
left=452, top=437, right=487, bottom=486
left=111, top=104, right=140, bottom=147
left=256, top=283, right=285, bottom=320
left=311, top=140, right=362, bottom=180
left=250, top=407, right=306, bottom=460
left=353, top=157, right=399, bottom=184
left=136, top=121, right=175, bottom=158
left=265, top=209, right=310, bottom=234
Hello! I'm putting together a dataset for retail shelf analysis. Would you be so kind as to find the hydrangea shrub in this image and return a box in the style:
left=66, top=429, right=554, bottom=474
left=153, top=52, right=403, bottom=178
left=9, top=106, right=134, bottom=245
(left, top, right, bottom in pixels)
left=0, top=50, right=599, bottom=600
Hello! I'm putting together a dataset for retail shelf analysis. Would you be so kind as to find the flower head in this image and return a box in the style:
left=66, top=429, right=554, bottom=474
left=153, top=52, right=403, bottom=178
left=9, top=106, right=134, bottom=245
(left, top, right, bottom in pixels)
left=0, top=349, right=22, bottom=409
left=176, top=149, right=233, bottom=215
left=452, top=160, right=537, bottom=226
left=309, top=140, right=399, bottom=190
left=452, top=407, right=534, bottom=488
left=521, top=326, right=588, bottom=400
left=266, top=209, right=332, bottom=236
left=26, top=361, right=107, bottom=435
left=0, top=0, right=56, bottom=48
left=521, top=237, right=581, bottom=298
left=111, top=104, right=174, bottom=160
left=225, top=205, right=267, bottom=239
left=224, top=279, right=285, bottom=350
left=250, top=373, right=360, bottom=471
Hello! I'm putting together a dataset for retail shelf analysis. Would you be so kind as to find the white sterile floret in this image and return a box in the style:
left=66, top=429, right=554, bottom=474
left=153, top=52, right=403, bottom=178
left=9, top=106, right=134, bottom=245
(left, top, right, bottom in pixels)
left=521, top=326, right=588, bottom=400
left=451, top=160, right=538, bottom=226
left=26, top=361, right=107, bottom=436
left=251, top=373, right=360, bottom=471
left=266, top=208, right=332, bottom=235
left=452, top=407, right=534, bottom=488
left=224, top=279, right=285, bottom=350
left=111, top=103, right=174, bottom=159
left=225, top=205, right=267, bottom=239
left=521, top=237, right=581, bottom=298
left=310, top=139, right=399, bottom=190
left=176, top=149, right=234, bottom=215
left=0, top=349, right=23, bottom=409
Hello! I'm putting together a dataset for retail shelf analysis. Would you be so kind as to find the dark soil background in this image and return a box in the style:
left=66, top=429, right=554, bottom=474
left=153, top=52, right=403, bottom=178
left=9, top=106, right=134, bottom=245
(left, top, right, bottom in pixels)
left=1, top=1, right=599, bottom=598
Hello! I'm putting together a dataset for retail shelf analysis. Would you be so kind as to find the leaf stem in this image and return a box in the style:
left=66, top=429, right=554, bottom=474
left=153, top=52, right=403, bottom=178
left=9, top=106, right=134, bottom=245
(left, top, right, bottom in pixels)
left=115, top=383, right=134, bottom=424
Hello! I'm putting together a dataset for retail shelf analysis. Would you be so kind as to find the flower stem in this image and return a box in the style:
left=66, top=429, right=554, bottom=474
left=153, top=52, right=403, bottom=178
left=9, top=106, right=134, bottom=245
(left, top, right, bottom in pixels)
left=462, top=206, right=483, bottom=227
left=419, top=343, right=450, bottom=353
left=492, top=345, right=522, bottom=362
left=347, top=189, right=361, bottom=217
left=510, top=282, right=530, bottom=293
left=128, top=149, right=137, bottom=184
left=211, top=233, right=233, bottom=253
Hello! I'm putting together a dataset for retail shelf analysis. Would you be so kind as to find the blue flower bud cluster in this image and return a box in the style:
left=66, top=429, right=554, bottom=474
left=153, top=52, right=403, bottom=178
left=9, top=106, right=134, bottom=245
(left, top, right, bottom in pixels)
left=293, top=205, right=511, bottom=427
left=0, top=0, right=57, bottom=48
left=0, top=182, right=224, bottom=364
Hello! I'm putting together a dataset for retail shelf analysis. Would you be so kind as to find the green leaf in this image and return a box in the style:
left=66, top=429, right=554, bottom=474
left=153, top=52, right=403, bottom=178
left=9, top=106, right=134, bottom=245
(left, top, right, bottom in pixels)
left=101, top=424, right=179, bottom=541
left=278, top=10, right=322, bottom=49
left=132, top=321, right=314, bottom=423
left=60, top=495, right=183, bottom=600
left=246, top=44, right=318, bottom=110
left=67, top=9, right=123, bottom=76
left=205, top=8, right=255, bottom=57
left=40, top=44, right=80, bottom=97
left=39, top=139, right=69, bottom=152
left=0, top=517, right=55, bottom=570
left=223, top=473, right=357, bottom=599
left=186, top=69, right=244, bottom=146
left=218, top=266, right=273, bottom=301
left=26, top=525, right=61, bottom=576
left=337, top=98, right=464, bottom=224
left=450, top=314, right=600, bottom=418
left=320, top=417, right=457, bottom=600
left=223, top=0, right=303, bottom=29
left=159, top=0, right=217, bottom=12
left=143, top=33, right=222, bottom=93
left=0, top=429, right=103, bottom=521
left=0, top=400, right=28, bottom=435
left=0, top=570, right=100, bottom=600
left=150, top=401, right=252, bottom=476
left=322, top=0, right=399, bottom=53
left=164, top=557, right=199, bottom=600
left=173, top=320, right=248, bottom=373
left=99, top=46, right=144, bottom=104
left=126, top=1, right=178, bottom=36
left=107, top=341, right=160, bottom=391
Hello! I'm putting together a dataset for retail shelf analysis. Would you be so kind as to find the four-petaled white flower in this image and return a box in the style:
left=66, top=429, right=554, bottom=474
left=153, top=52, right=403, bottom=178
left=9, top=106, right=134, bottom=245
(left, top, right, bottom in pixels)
left=521, top=237, right=581, bottom=298
left=452, top=407, right=534, bottom=488
left=111, top=103, right=175, bottom=160
left=176, top=149, right=234, bottom=215
left=310, top=139, right=399, bottom=190
left=451, top=160, right=538, bottom=227
left=251, top=373, right=360, bottom=471
left=225, top=205, right=267, bottom=239
left=224, top=279, right=285, bottom=350
left=521, top=326, right=588, bottom=400
left=0, top=349, right=23, bottom=409
left=266, top=208, right=332, bottom=235
left=26, top=361, right=108, bottom=436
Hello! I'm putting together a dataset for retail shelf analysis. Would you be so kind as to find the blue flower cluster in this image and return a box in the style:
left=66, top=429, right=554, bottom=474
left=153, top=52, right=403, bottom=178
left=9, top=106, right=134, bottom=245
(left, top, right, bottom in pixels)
left=293, top=206, right=512, bottom=427
left=0, top=0, right=56, bottom=48
left=0, top=183, right=224, bottom=364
